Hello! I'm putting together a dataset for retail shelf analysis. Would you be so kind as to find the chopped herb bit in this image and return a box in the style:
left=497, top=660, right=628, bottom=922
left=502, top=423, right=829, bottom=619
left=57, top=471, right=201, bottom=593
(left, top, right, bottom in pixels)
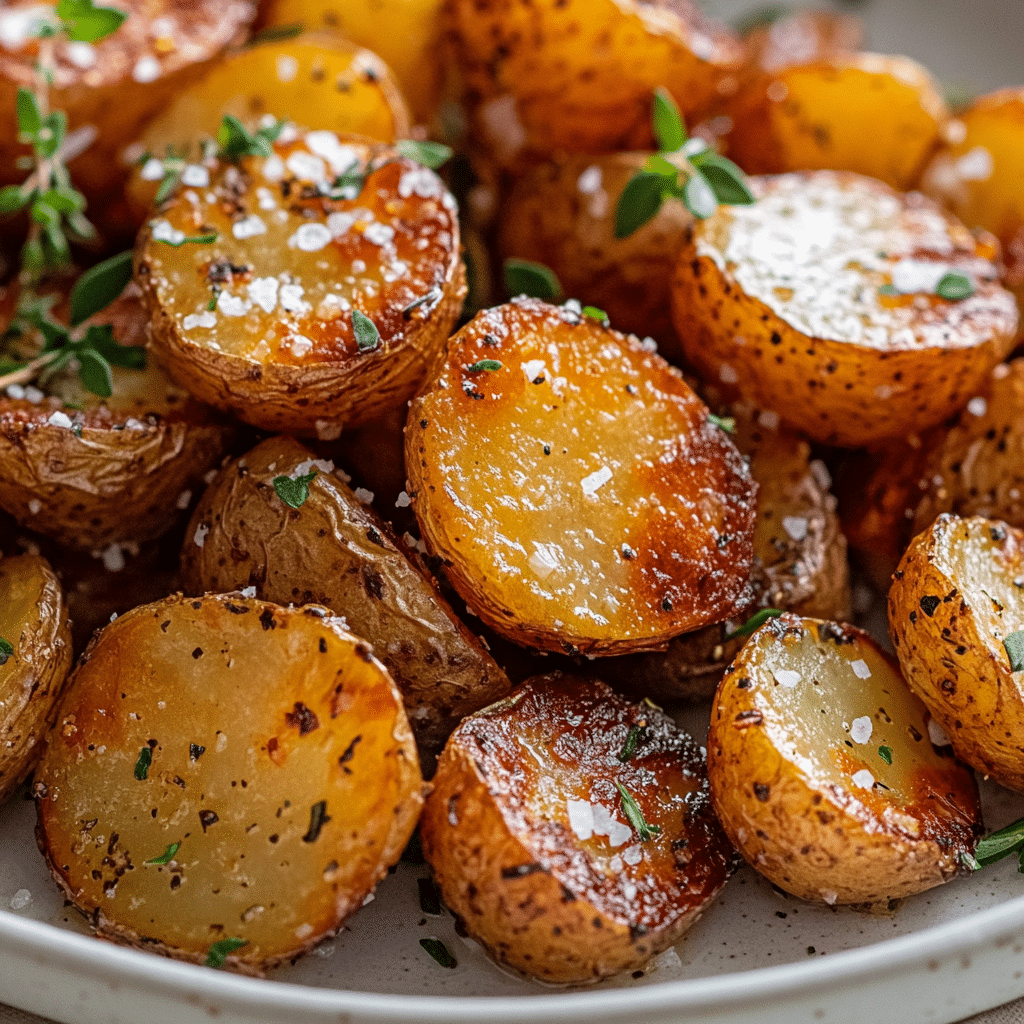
left=145, top=842, right=180, bottom=865
left=615, top=781, right=661, bottom=841
left=878, top=284, right=900, bottom=297
left=504, top=258, right=562, bottom=301
left=0, top=637, right=14, bottom=665
left=618, top=723, right=648, bottom=762
left=352, top=309, right=381, bottom=351
left=581, top=305, right=609, bottom=324
left=707, top=413, right=736, bottom=433
left=217, top=114, right=285, bottom=160
left=205, top=937, right=247, bottom=968
left=56, top=0, right=127, bottom=43
left=419, top=937, right=457, bottom=969
left=651, top=86, right=685, bottom=153
left=302, top=800, right=330, bottom=843
left=273, top=471, right=317, bottom=510
left=935, top=272, right=974, bottom=301
left=466, top=359, right=502, bottom=373
left=247, top=22, right=304, bottom=46
left=724, top=608, right=784, bottom=641
left=1004, top=631, right=1024, bottom=672
left=878, top=745, right=893, bottom=765
left=154, top=231, right=218, bottom=247
left=69, top=250, right=133, bottom=326
left=959, top=850, right=980, bottom=871
left=134, top=746, right=152, bottom=780
left=395, top=139, right=454, bottom=170
left=974, top=818, right=1024, bottom=867
left=417, top=877, right=443, bottom=915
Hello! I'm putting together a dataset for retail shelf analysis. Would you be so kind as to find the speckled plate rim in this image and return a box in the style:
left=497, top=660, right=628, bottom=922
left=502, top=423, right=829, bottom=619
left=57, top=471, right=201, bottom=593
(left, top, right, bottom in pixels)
left=4, top=890, right=1024, bottom=1022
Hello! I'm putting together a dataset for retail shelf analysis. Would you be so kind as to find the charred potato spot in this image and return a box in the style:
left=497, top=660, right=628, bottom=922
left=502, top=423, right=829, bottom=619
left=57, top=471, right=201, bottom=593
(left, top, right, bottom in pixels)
left=406, top=298, right=758, bottom=655
left=136, top=131, right=465, bottom=435
left=34, top=594, right=422, bottom=971
left=421, top=674, right=731, bottom=982
left=708, top=613, right=980, bottom=905
left=0, top=555, right=72, bottom=804
left=180, top=435, right=511, bottom=766
left=672, top=171, right=1019, bottom=447
left=889, top=515, right=1024, bottom=791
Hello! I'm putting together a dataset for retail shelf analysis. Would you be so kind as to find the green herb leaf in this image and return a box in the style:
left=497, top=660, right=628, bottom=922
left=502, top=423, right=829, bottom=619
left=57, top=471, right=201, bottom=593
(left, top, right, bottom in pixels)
left=724, top=608, right=784, bottom=641
left=205, top=937, right=247, bottom=968
left=85, top=324, right=146, bottom=370
left=959, top=850, right=981, bottom=871
left=0, top=185, right=29, bottom=215
left=395, top=139, right=454, bottom=170
left=77, top=347, right=113, bottom=398
left=1004, top=631, right=1024, bottom=672
left=707, top=413, right=736, bottom=433
left=419, top=937, right=457, bottom=969
left=352, top=309, right=381, bottom=351
left=614, top=171, right=665, bottom=238
left=936, top=271, right=975, bottom=301
left=618, top=723, right=648, bottom=763
left=0, top=637, right=14, bottom=666
left=582, top=306, right=608, bottom=325
left=878, top=284, right=900, bottom=297
left=153, top=231, right=218, bottom=247
left=503, top=258, right=562, bottom=301
left=246, top=22, right=304, bottom=46
left=417, top=877, right=443, bottom=915
left=644, top=153, right=679, bottom=180
left=328, top=163, right=367, bottom=200
left=682, top=171, right=718, bottom=220
left=615, top=781, right=661, bottom=841
left=466, top=359, right=502, bottom=373
left=134, top=746, right=152, bottom=780
left=57, top=0, right=127, bottom=42
left=878, top=745, right=893, bottom=765
left=651, top=87, right=686, bottom=153
left=975, top=818, right=1024, bottom=867
left=155, top=165, right=184, bottom=205
left=217, top=115, right=284, bottom=160
left=69, top=251, right=133, bottom=326
left=691, top=152, right=755, bottom=206
left=273, top=471, right=317, bottom=509
left=35, top=111, right=67, bottom=160
left=16, top=88, right=41, bottom=138
left=144, top=842, right=180, bottom=865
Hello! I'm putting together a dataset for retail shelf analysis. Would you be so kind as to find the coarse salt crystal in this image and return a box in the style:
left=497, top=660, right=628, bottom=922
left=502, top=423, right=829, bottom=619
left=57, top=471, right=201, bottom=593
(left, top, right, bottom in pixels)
left=719, top=363, right=739, bottom=384
left=181, top=164, right=209, bottom=188
left=241, top=587, right=256, bottom=598
left=9, top=889, right=32, bottom=911
left=28, top=499, right=41, bottom=515
left=48, top=411, right=73, bottom=429
left=193, top=523, right=209, bottom=548
left=247, top=277, right=279, bottom=314
left=280, top=283, right=309, bottom=314
left=132, top=55, right=161, bottom=83
left=291, top=335, right=313, bottom=357
left=820, top=889, right=837, bottom=905
left=233, top=215, right=267, bottom=240
left=305, top=132, right=360, bottom=175
left=782, top=516, right=808, bottom=541
left=327, top=211, right=356, bottom=237
left=140, top=157, right=165, bottom=181
left=286, top=150, right=327, bottom=183
left=276, top=54, right=298, bottom=82
left=217, top=291, right=247, bottom=317
left=289, top=222, right=332, bottom=252
left=395, top=491, right=411, bottom=508
left=851, top=769, right=875, bottom=790
left=581, top=466, right=612, bottom=496
left=101, top=544, right=125, bottom=572
left=522, top=359, right=546, bottom=381
left=6, top=384, right=25, bottom=399
left=927, top=718, right=952, bottom=746
left=622, top=845, right=642, bottom=866
left=183, top=311, right=217, bottom=330
left=577, top=164, right=602, bottom=194
left=256, top=186, right=277, bottom=211
left=151, top=219, right=185, bottom=245
left=774, top=669, right=801, bottom=688
left=528, top=542, right=560, bottom=579
left=65, top=40, right=96, bottom=68
left=850, top=716, right=873, bottom=744
left=363, top=222, right=395, bottom=247
left=354, top=487, right=374, bottom=505
left=315, top=420, right=343, bottom=441
left=758, top=409, right=780, bottom=429
left=850, top=659, right=872, bottom=679
left=967, top=396, right=987, bottom=417
left=262, top=154, right=285, bottom=181
left=176, top=490, right=192, bottom=510
left=566, top=799, right=594, bottom=841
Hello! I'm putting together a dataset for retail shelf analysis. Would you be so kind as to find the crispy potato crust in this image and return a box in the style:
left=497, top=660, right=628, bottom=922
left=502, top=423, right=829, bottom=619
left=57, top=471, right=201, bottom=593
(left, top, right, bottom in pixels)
left=406, top=298, right=758, bottom=655
left=34, top=593, right=423, bottom=973
left=421, top=674, right=732, bottom=982
left=181, top=435, right=511, bottom=764
left=0, top=555, right=72, bottom=804
left=672, top=171, right=1019, bottom=447
left=709, top=614, right=981, bottom=905
left=136, top=131, right=465, bottom=436
left=889, top=515, right=1024, bottom=791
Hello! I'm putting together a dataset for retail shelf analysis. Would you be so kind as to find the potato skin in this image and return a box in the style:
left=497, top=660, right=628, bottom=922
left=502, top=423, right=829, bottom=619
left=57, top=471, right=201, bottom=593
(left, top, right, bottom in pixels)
left=0, top=555, right=72, bottom=804
left=709, top=614, right=981, bottom=905
left=421, top=674, right=732, bottom=982
left=889, top=515, right=1024, bottom=791
left=181, top=434, right=511, bottom=764
left=34, top=593, right=423, bottom=973
left=672, top=171, right=1019, bottom=447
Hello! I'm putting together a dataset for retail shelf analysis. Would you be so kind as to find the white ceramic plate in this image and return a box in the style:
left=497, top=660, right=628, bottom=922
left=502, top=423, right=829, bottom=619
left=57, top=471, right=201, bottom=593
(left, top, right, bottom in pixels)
left=3, top=1, right=1024, bottom=1021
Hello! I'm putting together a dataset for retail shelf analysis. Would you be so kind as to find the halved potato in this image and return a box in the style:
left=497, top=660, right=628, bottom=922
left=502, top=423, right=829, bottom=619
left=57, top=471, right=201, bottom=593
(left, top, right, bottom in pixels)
left=671, top=171, right=1019, bottom=447
left=0, top=555, right=72, bottom=804
left=708, top=613, right=981, bottom=905
left=405, top=298, right=758, bottom=656
left=136, top=130, right=465, bottom=436
left=34, top=593, right=423, bottom=973
left=724, top=53, right=947, bottom=190
left=889, top=515, right=1024, bottom=792
left=0, top=288, right=236, bottom=550
left=126, top=33, right=410, bottom=221
left=442, top=0, right=743, bottom=168
left=181, top=434, right=511, bottom=763
left=421, top=673, right=732, bottom=982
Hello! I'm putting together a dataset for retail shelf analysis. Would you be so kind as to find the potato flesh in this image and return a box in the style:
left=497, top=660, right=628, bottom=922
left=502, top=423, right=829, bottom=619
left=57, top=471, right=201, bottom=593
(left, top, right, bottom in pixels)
left=35, top=595, right=421, bottom=969
left=406, top=299, right=758, bottom=653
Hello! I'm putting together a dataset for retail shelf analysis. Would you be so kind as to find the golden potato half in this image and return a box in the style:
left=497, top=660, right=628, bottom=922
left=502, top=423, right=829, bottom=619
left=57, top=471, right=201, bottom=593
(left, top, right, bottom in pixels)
left=442, top=0, right=742, bottom=167
left=0, top=291, right=235, bottom=551
left=35, top=593, right=423, bottom=973
left=137, top=131, right=465, bottom=436
left=672, top=171, right=1019, bottom=447
left=0, top=555, right=72, bottom=804
left=181, top=434, right=511, bottom=763
left=890, top=515, right=1024, bottom=792
left=406, top=298, right=758, bottom=656
left=709, top=614, right=981, bottom=906
left=127, top=33, right=410, bottom=221
left=725, top=53, right=947, bottom=190
left=421, top=674, right=733, bottom=982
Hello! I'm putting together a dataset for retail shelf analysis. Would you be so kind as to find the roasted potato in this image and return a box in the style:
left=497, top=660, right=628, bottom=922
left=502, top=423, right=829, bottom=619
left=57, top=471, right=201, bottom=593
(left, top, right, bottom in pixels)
left=421, top=673, right=733, bottom=982
left=136, top=131, right=465, bottom=437
left=724, top=53, right=947, bottom=190
left=406, top=298, right=759, bottom=656
left=181, top=434, right=511, bottom=763
left=34, top=593, right=423, bottom=973
left=257, top=0, right=445, bottom=125
left=708, top=613, right=981, bottom=906
left=442, top=0, right=743, bottom=168
left=497, top=153, right=693, bottom=354
left=0, top=0, right=256, bottom=241
left=889, top=515, right=1024, bottom=792
left=0, top=555, right=72, bottom=804
left=739, top=10, right=863, bottom=72
left=671, top=171, right=1019, bottom=447
left=0, top=288, right=236, bottom=551
left=126, top=33, right=410, bottom=221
